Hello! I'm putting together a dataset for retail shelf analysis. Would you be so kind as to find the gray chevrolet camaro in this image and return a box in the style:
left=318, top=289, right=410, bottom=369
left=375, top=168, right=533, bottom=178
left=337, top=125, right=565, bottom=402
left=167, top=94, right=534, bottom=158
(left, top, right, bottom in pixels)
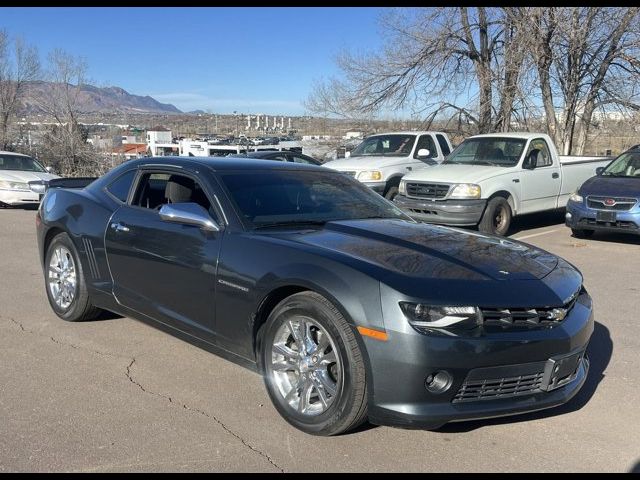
left=36, top=157, right=593, bottom=436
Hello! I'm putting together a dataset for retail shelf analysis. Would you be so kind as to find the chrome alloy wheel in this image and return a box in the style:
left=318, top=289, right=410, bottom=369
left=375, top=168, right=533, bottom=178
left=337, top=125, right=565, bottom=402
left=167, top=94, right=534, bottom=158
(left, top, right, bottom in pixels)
left=270, top=317, right=342, bottom=416
left=48, top=246, right=77, bottom=310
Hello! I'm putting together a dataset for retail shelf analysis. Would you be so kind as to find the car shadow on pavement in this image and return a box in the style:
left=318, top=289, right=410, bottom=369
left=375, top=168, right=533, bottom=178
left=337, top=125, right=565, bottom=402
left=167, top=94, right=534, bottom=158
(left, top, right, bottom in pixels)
left=630, top=460, right=640, bottom=473
left=507, top=209, right=566, bottom=236
left=435, top=321, right=612, bottom=433
left=93, top=310, right=124, bottom=321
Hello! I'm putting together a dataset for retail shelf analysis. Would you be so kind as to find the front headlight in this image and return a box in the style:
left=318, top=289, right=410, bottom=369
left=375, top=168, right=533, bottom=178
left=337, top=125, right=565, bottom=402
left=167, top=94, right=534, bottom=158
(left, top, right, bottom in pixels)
left=569, top=191, right=583, bottom=203
left=0, top=180, right=31, bottom=191
left=449, top=183, right=481, bottom=199
left=400, top=303, right=481, bottom=332
left=357, top=170, right=382, bottom=181
left=399, top=180, right=406, bottom=195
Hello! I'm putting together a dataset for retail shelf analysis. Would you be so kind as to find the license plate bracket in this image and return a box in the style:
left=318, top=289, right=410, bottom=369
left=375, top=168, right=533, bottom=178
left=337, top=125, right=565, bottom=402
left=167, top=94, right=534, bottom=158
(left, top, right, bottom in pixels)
left=540, top=349, right=584, bottom=391
left=596, top=210, right=616, bottom=223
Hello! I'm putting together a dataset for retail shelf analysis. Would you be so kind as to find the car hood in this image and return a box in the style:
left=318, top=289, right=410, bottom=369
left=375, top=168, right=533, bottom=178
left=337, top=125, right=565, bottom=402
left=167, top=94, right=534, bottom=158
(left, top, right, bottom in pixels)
left=401, top=163, right=510, bottom=184
left=324, top=155, right=412, bottom=171
left=0, top=170, right=59, bottom=182
left=269, top=219, right=559, bottom=282
left=579, top=175, right=640, bottom=197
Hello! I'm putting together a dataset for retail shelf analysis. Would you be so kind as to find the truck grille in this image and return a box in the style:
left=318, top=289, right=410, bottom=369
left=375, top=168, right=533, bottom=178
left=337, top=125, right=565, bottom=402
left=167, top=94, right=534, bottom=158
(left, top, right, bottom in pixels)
left=405, top=183, right=450, bottom=199
left=587, top=196, right=637, bottom=211
left=453, top=371, right=545, bottom=403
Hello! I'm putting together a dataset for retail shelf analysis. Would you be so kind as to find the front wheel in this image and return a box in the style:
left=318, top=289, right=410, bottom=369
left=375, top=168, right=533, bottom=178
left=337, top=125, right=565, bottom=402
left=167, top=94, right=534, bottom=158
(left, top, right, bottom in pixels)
left=261, top=291, right=368, bottom=436
left=384, top=186, right=399, bottom=201
left=478, top=197, right=512, bottom=236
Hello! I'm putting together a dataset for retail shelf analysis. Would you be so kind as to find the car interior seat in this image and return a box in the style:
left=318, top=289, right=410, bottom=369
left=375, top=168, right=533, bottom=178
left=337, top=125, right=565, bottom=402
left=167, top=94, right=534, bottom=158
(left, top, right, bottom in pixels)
left=165, top=175, right=195, bottom=204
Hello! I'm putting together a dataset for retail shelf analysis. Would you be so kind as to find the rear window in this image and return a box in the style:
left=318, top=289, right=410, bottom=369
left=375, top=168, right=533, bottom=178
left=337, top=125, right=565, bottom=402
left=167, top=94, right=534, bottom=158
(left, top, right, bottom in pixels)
left=106, top=170, right=136, bottom=203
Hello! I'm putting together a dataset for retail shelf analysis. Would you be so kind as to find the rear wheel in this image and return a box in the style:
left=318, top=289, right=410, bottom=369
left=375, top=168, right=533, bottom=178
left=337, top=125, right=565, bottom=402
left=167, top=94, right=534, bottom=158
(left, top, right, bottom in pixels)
left=45, top=232, right=102, bottom=322
left=261, top=291, right=368, bottom=436
left=571, top=228, right=595, bottom=239
left=478, top=196, right=512, bottom=236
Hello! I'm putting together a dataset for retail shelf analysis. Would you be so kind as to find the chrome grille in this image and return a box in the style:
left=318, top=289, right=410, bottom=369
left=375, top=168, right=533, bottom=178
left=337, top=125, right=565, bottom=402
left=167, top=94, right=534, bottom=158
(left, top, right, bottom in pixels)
left=587, top=196, right=637, bottom=211
left=406, top=182, right=450, bottom=199
left=453, top=371, right=545, bottom=403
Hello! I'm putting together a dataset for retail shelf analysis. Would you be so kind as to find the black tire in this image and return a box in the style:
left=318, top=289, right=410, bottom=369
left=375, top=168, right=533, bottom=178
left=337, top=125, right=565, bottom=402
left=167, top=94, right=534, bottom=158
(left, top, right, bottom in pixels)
left=571, top=228, right=595, bottom=239
left=478, top=196, right=512, bottom=236
left=384, top=186, right=399, bottom=201
left=44, top=232, right=102, bottom=322
left=261, top=291, right=368, bottom=436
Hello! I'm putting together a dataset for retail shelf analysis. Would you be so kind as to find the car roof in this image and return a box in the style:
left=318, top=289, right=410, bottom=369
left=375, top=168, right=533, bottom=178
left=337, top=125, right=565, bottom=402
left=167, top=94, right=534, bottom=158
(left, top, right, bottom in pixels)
left=128, top=156, right=327, bottom=172
left=0, top=150, right=31, bottom=157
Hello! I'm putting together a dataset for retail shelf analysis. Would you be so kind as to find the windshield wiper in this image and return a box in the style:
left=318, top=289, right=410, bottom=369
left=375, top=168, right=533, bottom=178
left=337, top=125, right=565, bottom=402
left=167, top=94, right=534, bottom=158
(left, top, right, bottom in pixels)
left=253, top=220, right=328, bottom=230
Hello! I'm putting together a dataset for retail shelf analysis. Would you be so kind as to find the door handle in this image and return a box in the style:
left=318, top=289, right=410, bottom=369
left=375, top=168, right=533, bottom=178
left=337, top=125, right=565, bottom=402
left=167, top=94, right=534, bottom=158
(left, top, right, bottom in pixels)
left=110, top=222, right=130, bottom=233
left=512, top=178, right=520, bottom=183
left=552, top=173, right=559, bottom=179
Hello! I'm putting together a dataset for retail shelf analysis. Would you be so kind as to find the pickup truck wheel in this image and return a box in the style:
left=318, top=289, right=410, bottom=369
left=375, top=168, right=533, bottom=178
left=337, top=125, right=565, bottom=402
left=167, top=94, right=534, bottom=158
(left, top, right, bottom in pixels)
left=479, top=197, right=512, bottom=236
left=384, top=186, right=399, bottom=201
left=571, top=228, right=594, bottom=239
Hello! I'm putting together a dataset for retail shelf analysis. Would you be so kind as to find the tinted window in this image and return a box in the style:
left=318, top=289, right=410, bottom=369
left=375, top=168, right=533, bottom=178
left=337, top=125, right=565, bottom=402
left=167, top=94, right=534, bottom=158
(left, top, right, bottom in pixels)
left=444, top=137, right=526, bottom=167
left=290, top=154, right=318, bottom=165
left=132, top=172, right=215, bottom=218
left=436, top=134, right=451, bottom=156
left=106, top=170, right=136, bottom=202
left=219, top=170, right=410, bottom=227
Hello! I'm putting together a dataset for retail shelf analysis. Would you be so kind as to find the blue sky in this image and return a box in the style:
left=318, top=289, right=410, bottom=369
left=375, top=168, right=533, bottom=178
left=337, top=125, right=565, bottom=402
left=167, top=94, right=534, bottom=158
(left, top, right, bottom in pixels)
left=1, top=7, right=386, bottom=115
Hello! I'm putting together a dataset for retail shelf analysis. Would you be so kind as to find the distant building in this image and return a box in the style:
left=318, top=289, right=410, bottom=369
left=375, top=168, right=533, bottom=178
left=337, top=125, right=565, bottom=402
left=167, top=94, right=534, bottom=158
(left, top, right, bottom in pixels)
left=344, top=131, right=364, bottom=139
left=146, top=126, right=177, bottom=156
left=112, top=143, right=148, bottom=160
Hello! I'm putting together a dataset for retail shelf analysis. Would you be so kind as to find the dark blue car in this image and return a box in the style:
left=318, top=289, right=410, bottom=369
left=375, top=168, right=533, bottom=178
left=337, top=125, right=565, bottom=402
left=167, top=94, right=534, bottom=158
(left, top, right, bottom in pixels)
left=566, top=145, right=640, bottom=238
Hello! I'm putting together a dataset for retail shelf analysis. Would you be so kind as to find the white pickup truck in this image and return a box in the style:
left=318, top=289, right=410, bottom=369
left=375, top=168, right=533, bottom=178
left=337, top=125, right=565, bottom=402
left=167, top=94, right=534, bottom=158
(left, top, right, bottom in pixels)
left=393, top=132, right=613, bottom=235
left=323, top=131, right=453, bottom=200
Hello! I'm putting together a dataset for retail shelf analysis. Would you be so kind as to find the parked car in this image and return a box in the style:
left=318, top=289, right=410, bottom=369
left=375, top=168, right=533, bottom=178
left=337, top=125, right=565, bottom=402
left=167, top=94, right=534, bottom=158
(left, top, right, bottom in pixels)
left=0, top=151, right=59, bottom=206
left=37, top=156, right=593, bottom=436
left=229, top=150, right=322, bottom=165
left=566, top=144, right=640, bottom=238
left=394, top=133, right=613, bottom=235
left=323, top=131, right=453, bottom=200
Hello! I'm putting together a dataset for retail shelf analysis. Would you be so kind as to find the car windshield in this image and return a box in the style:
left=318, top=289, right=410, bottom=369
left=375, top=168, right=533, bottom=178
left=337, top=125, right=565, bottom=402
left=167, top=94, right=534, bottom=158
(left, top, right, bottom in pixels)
left=443, top=138, right=527, bottom=167
left=0, top=154, right=47, bottom=172
left=602, top=151, right=640, bottom=178
left=349, top=134, right=416, bottom=157
left=219, top=170, right=412, bottom=228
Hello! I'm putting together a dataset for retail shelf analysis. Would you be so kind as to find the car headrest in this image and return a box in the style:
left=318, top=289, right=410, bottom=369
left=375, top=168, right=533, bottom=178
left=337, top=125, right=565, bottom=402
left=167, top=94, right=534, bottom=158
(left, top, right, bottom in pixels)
left=165, top=175, right=194, bottom=204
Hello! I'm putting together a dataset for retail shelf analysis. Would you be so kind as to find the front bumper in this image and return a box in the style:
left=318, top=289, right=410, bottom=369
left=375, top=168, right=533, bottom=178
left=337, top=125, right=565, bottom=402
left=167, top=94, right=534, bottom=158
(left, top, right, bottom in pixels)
left=0, top=189, right=41, bottom=206
left=566, top=200, right=640, bottom=235
left=393, top=194, right=486, bottom=226
left=365, top=288, right=594, bottom=429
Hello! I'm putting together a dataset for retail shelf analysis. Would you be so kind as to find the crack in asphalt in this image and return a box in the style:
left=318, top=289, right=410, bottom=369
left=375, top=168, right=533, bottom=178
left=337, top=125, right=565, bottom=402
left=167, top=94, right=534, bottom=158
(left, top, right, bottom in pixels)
left=3, top=314, right=284, bottom=472
left=125, top=358, right=284, bottom=473
left=3, top=315, right=125, bottom=359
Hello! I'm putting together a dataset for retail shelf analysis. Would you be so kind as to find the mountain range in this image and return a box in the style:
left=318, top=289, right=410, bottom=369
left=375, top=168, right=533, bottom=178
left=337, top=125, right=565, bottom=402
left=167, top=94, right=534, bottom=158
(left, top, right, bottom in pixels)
left=20, top=81, right=182, bottom=115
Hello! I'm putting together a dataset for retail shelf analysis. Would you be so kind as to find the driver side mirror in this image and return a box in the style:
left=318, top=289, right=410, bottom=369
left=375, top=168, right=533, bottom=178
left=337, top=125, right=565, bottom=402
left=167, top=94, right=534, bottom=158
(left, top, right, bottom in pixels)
left=159, top=202, right=220, bottom=232
left=45, top=166, right=54, bottom=173
left=523, top=149, right=540, bottom=170
left=417, top=148, right=431, bottom=158
left=596, top=166, right=605, bottom=175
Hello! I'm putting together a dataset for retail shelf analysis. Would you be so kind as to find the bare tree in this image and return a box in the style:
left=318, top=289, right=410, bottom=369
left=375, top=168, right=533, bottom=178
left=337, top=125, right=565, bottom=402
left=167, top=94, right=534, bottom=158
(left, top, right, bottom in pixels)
left=0, top=30, right=40, bottom=150
left=305, top=8, right=530, bottom=134
left=34, top=49, right=108, bottom=176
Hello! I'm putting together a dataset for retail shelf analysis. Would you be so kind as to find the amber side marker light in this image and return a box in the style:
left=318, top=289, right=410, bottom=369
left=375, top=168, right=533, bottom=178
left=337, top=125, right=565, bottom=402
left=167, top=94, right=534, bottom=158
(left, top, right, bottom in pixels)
left=357, top=326, right=388, bottom=341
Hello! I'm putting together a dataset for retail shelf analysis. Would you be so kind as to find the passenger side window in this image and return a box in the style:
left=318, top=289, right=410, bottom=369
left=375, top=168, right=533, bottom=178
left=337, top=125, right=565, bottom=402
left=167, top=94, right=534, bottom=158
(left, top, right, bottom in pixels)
left=436, top=134, right=451, bottom=156
left=526, top=139, right=553, bottom=167
left=131, top=172, right=217, bottom=220
left=106, top=170, right=136, bottom=203
left=413, top=135, right=437, bottom=160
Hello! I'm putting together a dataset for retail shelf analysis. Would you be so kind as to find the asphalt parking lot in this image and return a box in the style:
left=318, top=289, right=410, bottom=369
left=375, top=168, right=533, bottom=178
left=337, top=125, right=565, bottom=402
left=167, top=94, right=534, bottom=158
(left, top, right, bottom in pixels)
left=1, top=207, right=639, bottom=472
